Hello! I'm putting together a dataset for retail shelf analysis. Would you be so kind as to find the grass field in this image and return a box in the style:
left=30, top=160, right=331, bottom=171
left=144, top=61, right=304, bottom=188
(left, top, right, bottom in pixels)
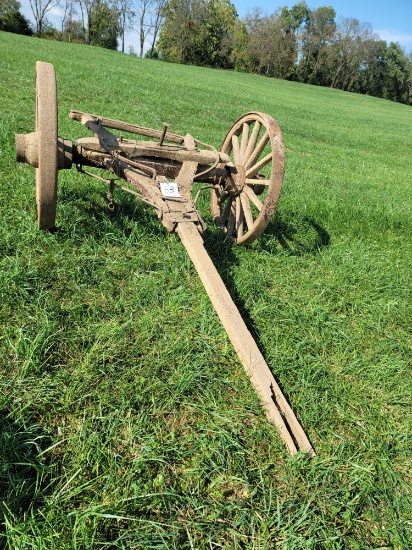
left=0, top=31, right=411, bottom=548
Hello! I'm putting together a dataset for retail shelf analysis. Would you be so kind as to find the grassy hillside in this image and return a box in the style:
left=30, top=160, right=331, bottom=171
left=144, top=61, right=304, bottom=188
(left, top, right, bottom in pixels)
left=1, top=32, right=411, bottom=548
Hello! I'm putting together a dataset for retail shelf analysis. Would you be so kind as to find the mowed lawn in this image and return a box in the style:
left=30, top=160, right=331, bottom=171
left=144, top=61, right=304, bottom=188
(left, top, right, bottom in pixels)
left=0, top=32, right=411, bottom=548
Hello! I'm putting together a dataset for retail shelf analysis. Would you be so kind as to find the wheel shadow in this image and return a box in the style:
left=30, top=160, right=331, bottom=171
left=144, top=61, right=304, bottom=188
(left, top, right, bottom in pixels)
left=202, top=209, right=330, bottom=378
left=258, top=211, right=330, bottom=256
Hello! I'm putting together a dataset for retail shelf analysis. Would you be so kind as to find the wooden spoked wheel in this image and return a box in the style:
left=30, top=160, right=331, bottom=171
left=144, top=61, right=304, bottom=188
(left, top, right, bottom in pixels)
left=36, top=61, right=58, bottom=230
left=211, top=112, right=285, bottom=245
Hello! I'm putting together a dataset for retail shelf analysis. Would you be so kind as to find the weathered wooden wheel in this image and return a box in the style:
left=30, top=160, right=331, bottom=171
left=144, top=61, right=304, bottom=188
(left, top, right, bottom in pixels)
left=211, top=112, right=285, bottom=245
left=35, top=61, right=58, bottom=230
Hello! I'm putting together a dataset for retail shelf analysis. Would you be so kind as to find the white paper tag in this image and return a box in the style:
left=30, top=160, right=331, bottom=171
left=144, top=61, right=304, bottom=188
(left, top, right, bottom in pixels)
left=160, top=181, right=181, bottom=198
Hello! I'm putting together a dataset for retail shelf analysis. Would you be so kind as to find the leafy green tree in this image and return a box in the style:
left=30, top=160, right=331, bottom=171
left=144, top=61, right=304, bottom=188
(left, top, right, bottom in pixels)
left=89, top=0, right=119, bottom=49
left=381, top=42, right=410, bottom=104
left=157, top=0, right=237, bottom=66
left=157, top=0, right=198, bottom=63
left=329, top=18, right=378, bottom=91
left=408, top=51, right=412, bottom=105
left=356, top=39, right=387, bottom=97
left=61, top=17, right=86, bottom=42
left=228, top=18, right=251, bottom=72
left=280, top=1, right=309, bottom=34
left=79, top=0, right=119, bottom=47
left=240, top=9, right=296, bottom=79
left=298, top=5, right=336, bottom=85
left=58, top=0, right=78, bottom=41
left=204, top=0, right=237, bottom=67
left=0, top=0, right=32, bottom=34
left=278, top=2, right=309, bottom=79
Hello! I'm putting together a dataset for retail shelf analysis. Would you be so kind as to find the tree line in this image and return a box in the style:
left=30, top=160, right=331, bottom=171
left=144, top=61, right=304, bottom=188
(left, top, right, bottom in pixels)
left=157, top=0, right=412, bottom=105
left=1, top=0, right=411, bottom=105
left=0, top=0, right=165, bottom=55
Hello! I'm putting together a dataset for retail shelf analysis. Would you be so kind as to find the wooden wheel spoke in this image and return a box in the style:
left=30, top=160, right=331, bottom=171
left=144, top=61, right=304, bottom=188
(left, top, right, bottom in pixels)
left=245, top=178, right=270, bottom=186
left=245, top=131, right=269, bottom=170
left=220, top=196, right=233, bottom=224
left=240, top=123, right=249, bottom=162
left=235, top=196, right=244, bottom=237
left=227, top=204, right=236, bottom=236
left=244, top=121, right=261, bottom=164
left=231, top=135, right=240, bottom=163
left=243, top=186, right=263, bottom=212
left=246, top=152, right=272, bottom=179
left=240, top=193, right=254, bottom=229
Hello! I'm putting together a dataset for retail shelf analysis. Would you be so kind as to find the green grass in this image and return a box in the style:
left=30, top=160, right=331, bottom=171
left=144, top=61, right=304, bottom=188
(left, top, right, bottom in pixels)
left=1, top=31, right=411, bottom=548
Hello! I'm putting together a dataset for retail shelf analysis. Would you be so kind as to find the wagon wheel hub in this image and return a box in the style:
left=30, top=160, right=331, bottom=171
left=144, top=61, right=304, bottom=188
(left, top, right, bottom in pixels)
left=225, top=164, right=246, bottom=196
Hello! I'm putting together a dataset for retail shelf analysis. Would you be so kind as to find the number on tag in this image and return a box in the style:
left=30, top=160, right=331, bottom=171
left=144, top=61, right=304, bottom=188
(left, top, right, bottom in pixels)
left=160, top=181, right=181, bottom=198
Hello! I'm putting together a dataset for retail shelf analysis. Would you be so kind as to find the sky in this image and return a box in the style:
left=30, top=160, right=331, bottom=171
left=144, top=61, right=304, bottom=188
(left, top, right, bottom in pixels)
left=18, top=0, right=412, bottom=55
left=237, top=0, right=412, bottom=52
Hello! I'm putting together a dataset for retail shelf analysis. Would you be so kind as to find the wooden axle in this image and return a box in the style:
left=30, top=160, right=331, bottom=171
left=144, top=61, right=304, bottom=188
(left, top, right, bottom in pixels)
left=75, top=136, right=230, bottom=166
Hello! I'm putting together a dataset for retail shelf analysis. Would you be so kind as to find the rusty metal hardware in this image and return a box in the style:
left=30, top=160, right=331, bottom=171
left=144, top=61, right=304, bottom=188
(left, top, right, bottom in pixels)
left=159, top=122, right=169, bottom=146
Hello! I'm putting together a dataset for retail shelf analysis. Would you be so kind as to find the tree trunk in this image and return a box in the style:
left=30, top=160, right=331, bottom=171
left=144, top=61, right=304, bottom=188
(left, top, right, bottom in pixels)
left=150, top=12, right=161, bottom=54
left=140, top=21, right=144, bottom=56
left=120, top=10, right=125, bottom=53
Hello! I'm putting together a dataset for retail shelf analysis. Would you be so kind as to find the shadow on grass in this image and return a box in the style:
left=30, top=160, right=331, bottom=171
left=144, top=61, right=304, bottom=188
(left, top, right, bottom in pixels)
left=201, top=232, right=264, bottom=351
left=203, top=207, right=330, bottom=307
left=259, top=211, right=330, bottom=255
left=201, top=209, right=330, bottom=412
left=55, top=184, right=166, bottom=239
left=57, top=184, right=330, bottom=255
left=0, top=412, right=52, bottom=531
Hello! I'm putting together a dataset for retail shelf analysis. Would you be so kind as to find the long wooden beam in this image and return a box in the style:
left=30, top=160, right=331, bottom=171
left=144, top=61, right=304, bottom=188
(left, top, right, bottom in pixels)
left=70, top=110, right=186, bottom=145
left=177, top=222, right=315, bottom=456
